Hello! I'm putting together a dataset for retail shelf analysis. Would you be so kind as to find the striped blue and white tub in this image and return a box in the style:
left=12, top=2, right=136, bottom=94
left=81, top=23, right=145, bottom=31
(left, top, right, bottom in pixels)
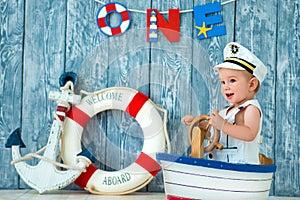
left=156, top=153, right=276, bottom=200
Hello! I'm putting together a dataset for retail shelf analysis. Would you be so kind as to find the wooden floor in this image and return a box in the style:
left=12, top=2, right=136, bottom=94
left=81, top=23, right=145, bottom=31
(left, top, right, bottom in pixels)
left=0, top=190, right=299, bottom=200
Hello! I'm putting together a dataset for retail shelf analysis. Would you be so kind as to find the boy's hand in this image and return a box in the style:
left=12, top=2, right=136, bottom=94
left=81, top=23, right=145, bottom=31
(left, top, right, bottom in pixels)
left=209, top=110, right=226, bottom=131
left=182, top=115, right=209, bottom=129
left=181, top=115, right=195, bottom=126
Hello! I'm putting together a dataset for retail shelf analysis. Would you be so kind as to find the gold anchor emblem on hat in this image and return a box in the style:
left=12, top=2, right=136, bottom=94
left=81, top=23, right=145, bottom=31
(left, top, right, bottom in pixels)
left=230, top=44, right=239, bottom=55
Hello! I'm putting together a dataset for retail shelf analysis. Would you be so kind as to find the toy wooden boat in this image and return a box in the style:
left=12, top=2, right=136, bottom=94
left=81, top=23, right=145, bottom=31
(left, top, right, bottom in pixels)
left=156, top=153, right=276, bottom=200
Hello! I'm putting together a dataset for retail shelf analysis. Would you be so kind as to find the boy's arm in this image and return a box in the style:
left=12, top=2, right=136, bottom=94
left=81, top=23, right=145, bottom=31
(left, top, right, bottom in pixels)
left=209, top=106, right=261, bottom=141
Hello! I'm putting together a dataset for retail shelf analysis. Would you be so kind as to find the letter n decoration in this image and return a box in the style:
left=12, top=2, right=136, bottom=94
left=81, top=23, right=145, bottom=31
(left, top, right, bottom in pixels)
left=146, top=9, right=180, bottom=42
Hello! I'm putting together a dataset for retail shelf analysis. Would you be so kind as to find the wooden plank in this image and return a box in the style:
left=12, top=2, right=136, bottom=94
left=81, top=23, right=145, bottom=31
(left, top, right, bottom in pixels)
left=235, top=0, right=278, bottom=157
left=275, top=0, right=300, bottom=196
left=235, top=0, right=278, bottom=195
left=0, top=0, right=24, bottom=189
left=65, top=0, right=108, bottom=189
left=148, top=0, right=194, bottom=192
left=105, top=0, right=151, bottom=192
left=20, top=0, right=67, bottom=188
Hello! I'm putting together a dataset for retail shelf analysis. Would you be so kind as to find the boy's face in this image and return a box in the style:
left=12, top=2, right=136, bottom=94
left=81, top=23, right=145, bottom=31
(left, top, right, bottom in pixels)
left=218, top=68, right=254, bottom=105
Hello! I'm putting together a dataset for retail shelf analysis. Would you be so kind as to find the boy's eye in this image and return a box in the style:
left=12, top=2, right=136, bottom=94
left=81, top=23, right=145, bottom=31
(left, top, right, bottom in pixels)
left=229, top=79, right=236, bottom=83
left=220, top=81, right=225, bottom=84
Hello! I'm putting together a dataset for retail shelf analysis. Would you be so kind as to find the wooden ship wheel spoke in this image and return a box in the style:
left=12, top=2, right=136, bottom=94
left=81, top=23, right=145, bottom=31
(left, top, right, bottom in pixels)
left=187, top=114, right=223, bottom=158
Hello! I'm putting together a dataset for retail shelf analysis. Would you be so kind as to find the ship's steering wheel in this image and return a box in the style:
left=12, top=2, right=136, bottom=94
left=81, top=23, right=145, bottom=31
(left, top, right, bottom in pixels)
left=187, top=114, right=223, bottom=158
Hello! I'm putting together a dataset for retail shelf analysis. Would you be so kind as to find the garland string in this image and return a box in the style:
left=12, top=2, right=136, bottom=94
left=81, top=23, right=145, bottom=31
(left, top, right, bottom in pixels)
left=94, top=0, right=236, bottom=14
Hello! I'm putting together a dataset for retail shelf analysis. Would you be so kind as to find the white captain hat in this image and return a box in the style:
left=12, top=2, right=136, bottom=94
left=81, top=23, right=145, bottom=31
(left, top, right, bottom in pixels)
left=214, top=42, right=268, bottom=83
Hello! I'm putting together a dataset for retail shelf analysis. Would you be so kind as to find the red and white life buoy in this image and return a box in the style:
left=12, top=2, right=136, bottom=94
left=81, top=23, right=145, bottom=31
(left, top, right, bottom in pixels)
left=96, top=2, right=131, bottom=37
left=61, top=87, right=169, bottom=194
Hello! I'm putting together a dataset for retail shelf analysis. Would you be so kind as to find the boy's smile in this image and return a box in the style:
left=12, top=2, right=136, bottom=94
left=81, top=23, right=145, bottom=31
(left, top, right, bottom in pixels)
left=225, top=92, right=234, bottom=99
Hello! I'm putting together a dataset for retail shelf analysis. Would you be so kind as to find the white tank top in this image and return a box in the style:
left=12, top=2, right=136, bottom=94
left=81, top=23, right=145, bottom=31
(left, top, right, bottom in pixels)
left=208, top=99, right=261, bottom=164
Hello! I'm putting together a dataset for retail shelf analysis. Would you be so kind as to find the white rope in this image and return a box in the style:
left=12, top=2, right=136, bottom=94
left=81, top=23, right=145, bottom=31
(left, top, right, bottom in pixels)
left=11, top=146, right=86, bottom=172
left=94, top=0, right=236, bottom=14
left=148, top=99, right=171, bottom=154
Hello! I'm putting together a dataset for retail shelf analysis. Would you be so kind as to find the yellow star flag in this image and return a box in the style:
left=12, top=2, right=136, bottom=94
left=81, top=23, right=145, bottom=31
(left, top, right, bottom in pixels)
left=195, top=22, right=212, bottom=38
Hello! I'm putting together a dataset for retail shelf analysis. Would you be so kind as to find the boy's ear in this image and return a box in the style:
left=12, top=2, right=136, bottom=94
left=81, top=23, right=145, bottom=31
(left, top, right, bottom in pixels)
left=249, top=77, right=259, bottom=92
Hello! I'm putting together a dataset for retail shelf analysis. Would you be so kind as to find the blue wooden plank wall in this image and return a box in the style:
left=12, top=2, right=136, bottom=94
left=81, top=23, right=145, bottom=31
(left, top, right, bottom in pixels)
left=0, top=0, right=299, bottom=197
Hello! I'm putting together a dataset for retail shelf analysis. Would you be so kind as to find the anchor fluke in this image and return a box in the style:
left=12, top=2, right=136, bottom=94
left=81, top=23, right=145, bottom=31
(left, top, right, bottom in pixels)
left=5, top=128, right=26, bottom=148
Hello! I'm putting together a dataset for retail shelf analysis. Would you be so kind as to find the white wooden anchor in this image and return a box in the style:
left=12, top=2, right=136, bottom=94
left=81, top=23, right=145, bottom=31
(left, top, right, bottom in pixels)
left=6, top=74, right=91, bottom=193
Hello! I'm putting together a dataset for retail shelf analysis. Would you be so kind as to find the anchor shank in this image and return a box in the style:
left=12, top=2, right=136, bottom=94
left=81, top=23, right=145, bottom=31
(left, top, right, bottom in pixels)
left=42, top=120, right=62, bottom=160
left=42, top=99, right=70, bottom=160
